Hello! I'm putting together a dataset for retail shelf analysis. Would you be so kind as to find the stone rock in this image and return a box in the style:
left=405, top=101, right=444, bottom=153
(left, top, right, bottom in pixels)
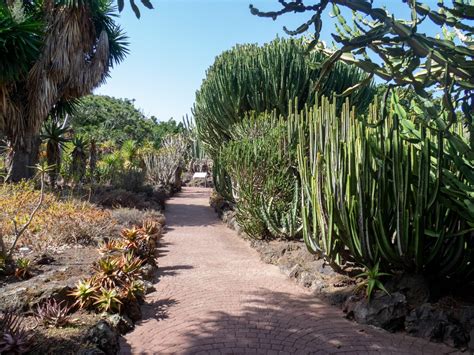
left=78, top=347, right=106, bottom=355
left=386, top=274, right=430, bottom=308
left=0, top=286, right=30, bottom=311
left=124, top=300, right=142, bottom=322
left=346, top=292, right=407, bottom=332
left=140, top=264, right=157, bottom=281
left=468, top=329, right=474, bottom=352
left=0, top=279, right=73, bottom=312
left=34, top=254, right=55, bottom=265
left=298, top=271, right=317, bottom=288
left=86, top=320, right=120, bottom=355
left=280, top=264, right=301, bottom=279
left=108, top=314, right=135, bottom=335
left=142, top=280, right=155, bottom=294
left=311, top=279, right=327, bottom=293
left=405, top=303, right=468, bottom=347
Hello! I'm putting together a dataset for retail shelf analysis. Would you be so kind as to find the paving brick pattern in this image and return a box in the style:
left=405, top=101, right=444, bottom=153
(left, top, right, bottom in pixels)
left=120, top=187, right=458, bottom=354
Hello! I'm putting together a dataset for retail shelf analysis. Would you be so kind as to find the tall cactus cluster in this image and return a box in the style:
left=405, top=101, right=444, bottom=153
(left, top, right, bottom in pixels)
left=296, top=94, right=474, bottom=278
left=195, top=35, right=474, bottom=279
left=194, top=38, right=375, bottom=240
left=194, top=37, right=375, bottom=159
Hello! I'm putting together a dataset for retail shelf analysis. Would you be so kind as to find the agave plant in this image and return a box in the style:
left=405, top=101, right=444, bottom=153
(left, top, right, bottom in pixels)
left=91, top=256, right=122, bottom=289
left=34, top=299, right=72, bottom=328
left=0, top=311, right=32, bottom=354
left=356, top=262, right=391, bottom=301
left=93, top=288, right=122, bottom=313
left=14, top=258, right=31, bottom=280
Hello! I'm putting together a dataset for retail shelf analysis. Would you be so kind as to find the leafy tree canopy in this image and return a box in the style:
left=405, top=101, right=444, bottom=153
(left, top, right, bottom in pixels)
left=70, top=95, right=184, bottom=147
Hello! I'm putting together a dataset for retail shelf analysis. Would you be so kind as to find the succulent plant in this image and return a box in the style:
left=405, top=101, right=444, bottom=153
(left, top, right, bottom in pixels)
left=93, top=288, right=122, bottom=313
left=34, top=299, right=72, bottom=328
left=69, top=279, right=98, bottom=309
left=0, top=311, right=33, bottom=354
left=14, top=258, right=31, bottom=280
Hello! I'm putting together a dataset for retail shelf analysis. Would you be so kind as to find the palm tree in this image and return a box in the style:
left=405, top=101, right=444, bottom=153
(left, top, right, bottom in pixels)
left=40, top=119, right=70, bottom=188
left=0, top=0, right=129, bottom=181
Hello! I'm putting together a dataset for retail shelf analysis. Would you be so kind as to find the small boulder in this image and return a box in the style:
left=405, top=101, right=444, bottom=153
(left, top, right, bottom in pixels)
left=142, top=280, right=155, bottom=294
left=86, top=320, right=120, bottom=355
left=468, top=329, right=474, bottom=352
left=108, top=314, right=134, bottom=335
left=140, top=264, right=157, bottom=281
left=346, top=292, right=407, bottom=332
left=405, top=303, right=468, bottom=347
left=386, top=274, right=430, bottom=308
left=298, top=271, right=317, bottom=288
left=124, top=300, right=142, bottom=322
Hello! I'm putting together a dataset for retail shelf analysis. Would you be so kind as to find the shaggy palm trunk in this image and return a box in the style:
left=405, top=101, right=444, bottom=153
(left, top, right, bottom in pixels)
left=6, top=131, right=41, bottom=182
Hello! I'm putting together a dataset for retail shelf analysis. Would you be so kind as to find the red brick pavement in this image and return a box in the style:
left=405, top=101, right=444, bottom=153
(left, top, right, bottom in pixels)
left=120, top=187, right=459, bottom=355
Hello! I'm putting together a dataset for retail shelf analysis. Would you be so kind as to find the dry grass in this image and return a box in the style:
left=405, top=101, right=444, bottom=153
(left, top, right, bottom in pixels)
left=0, top=181, right=116, bottom=251
left=110, top=208, right=165, bottom=228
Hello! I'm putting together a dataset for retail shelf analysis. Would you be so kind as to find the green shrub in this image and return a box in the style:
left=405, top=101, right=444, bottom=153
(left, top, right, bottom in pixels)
left=220, top=113, right=301, bottom=239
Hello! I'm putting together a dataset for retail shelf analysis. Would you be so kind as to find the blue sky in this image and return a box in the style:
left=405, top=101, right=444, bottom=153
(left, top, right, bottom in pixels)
left=96, top=0, right=439, bottom=121
left=95, top=0, right=326, bottom=121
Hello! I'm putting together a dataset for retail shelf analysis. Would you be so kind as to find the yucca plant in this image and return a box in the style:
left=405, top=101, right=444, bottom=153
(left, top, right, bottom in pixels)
left=0, top=0, right=129, bottom=182
left=70, top=136, right=88, bottom=183
left=40, top=119, right=70, bottom=188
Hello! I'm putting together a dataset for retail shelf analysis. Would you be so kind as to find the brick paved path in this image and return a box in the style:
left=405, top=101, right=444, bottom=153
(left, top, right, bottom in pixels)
left=120, top=187, right=458, bottom=354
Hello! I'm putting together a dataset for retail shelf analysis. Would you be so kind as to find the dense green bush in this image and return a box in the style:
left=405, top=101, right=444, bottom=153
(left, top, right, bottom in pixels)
left=70, top=95, right=184, bottom=148
left=220, top=113, right=301, bottom=239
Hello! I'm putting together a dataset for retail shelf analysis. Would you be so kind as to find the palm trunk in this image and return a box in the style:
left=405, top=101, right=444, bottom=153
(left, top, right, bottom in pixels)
left=6, top=133, right=41, bottom=182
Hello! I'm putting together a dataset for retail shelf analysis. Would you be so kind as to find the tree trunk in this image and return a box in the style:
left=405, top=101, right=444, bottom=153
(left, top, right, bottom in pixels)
left=6, top=133, right=41, bottom=182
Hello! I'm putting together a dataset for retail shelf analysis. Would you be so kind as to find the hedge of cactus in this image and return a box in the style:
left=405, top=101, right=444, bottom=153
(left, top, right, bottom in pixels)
left=194, top=36, right=375, bottom=166
left=195, top=37, right=375, bottom=240
left=295, top=93, right=474, bottom=279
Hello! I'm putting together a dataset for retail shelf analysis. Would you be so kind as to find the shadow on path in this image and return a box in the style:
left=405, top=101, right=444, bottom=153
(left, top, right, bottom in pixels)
left=179, top=289, right=418, bottom=354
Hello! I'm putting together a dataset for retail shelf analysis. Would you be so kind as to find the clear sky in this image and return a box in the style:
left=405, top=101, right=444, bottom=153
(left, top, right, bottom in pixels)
left=95, top=0, right=439, bottom=121
left=95, top=0, right=322, bottom=121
